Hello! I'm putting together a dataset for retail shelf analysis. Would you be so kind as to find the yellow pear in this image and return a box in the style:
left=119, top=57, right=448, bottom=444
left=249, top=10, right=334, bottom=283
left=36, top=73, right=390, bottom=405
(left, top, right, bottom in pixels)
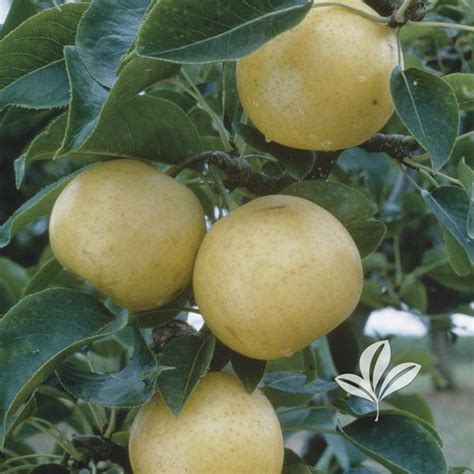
left=129, top=372, right=284, bottom=473
left=193, top=195, right=363, bottom=360
left=49, top=159, right=205, bottom=311
left=237, top=0, right=399, bottom=150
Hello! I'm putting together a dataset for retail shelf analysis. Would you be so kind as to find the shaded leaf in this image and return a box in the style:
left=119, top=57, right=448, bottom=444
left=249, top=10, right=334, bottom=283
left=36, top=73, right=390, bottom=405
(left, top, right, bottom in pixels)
left=0, top=4, right=88, bottom=111
left=303, top=346, right=318, bottom=384
left=444, top=73, right=474, bottom=111
left=157, top=334, right=215, bottom=415
left=231, top=352, right=266, bottom=394
left=0, top=288, right=127, bottom=447
left=423, top=186, right=474, bottom=265
left=0, top=168, right=87, bottom=248
left=137, top=0, right=312, bottom=63
left=340, top=413, right=448, bottom=474
left=76, top=0, right=153, bottom=88
left=387, top=393, right=434, bottom=425
left=57, top=328, right=170, bottom=407
left=0, top=0, right=38, bottom=39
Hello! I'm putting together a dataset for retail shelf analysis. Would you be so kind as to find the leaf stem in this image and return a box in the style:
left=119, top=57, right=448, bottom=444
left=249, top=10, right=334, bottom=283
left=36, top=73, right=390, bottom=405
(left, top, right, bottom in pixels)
left=104, top=407, right=117, bottom=439
left=2, top=454, right=62, bottom=466
left=402, top=158, right=462, bottom=186
left=406, top=21, right=474, bottom=33
left=179, top=71, right=233, bottom=152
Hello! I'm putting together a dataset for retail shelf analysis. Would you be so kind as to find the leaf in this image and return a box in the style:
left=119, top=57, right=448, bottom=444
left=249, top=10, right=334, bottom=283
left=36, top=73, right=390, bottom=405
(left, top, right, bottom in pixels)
left=231, top=352, right=266, bottom=394
left=283, top=180, right=385, bottom=257
left=444, top=73, right=474, bottom=111
left=76, top=0, right=154, bottom=88
left=21, top=257, right=65, bottom=297
left=441, top=226, right=472, bottom=277
left=0, top=168, right=88, bottom=248
left=137, top=0, right=312, bottom=63
left=302, top=346, right=317, bottom=384
left=346, top=220, right=387, bottom=259
left=387, top=393, right=434, bottom=425
left=423, top=186, right=474, bottom=266
left=15, top=113, right=69, bottom=188
left=0, top=0, right=38, bottom=39
left=457, top=159, right=474, bottom=239
left=59, top=55, right=198, bottom=163
left=157, top=334, right=215, bottom=415
left=391, top=67, right=459, bottom=170
left=234, top=122, right=316, bottom=179
left=0, top=257, right=30, bottom=301
left=59, top=46, right=109, bottom=154
left=335, top=374, right=376, bottom=404
left=0, top=288, right=127, bottom=447
left=223, top=62, right=243, bottom=128
left=262, top=371, right=337, bottom=407
left=379, top=363, right=421, bottom=401
left=283, top=448, right=303, bottom=467
left=57, top=327, right=170, bottom=407
left=283, top=180, right=377, bottom=226
left=0, top=4, right=88, bottom=111
left=340, top=413, right=448, bottom=474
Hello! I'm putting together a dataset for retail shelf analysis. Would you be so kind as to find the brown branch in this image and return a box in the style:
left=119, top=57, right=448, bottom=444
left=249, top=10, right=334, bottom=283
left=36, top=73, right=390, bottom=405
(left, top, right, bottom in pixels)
left=167, top=134, right=420, bottom=195
left=167, top=151, right=293, bottom=195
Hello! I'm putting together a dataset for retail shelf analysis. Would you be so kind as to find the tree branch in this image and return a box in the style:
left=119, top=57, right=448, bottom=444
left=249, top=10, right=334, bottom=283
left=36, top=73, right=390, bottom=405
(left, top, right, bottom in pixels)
left=167, top=134, right=424, bottom=195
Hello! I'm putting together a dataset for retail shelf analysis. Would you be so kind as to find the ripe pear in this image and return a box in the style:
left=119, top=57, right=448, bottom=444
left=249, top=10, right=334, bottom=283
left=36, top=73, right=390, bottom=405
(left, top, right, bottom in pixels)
left=49, top=159, right=205, bottom=311
left=129, top=372, right=284, bottom=473
left=193, top=195, right=363, bottom=360
left=237, top=0, right=399, bottom=150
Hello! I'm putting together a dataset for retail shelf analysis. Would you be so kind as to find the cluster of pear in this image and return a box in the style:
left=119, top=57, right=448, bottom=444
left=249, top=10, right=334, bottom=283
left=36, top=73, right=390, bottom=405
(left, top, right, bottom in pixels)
left=49, top=1, right=397, bottom=472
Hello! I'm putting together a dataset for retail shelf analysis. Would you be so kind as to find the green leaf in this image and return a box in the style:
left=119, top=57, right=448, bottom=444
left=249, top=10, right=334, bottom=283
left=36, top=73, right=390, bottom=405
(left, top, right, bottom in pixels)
left=346, top=220, right=387, bottom=259
left=223, top=62, right=243, bottom=128
left=391, top=67, right=459, bottom=170
left=0, top=3, right=88, bottom=111
left=57, top=327, right=170, bottom=407
left=387, top=393, right=434, bottom=425
left=303, top=346, right=317, bottom=384
left=262, top=371, right=337, bottom=407
left=457, top=158, right=474, bottom=239
left=157, top=334, right=215, bottom=415
left=59, top=46, right=109, bottom=154
left=231, top=352, right=266, bottom=394
left=283, top=180, right=376, bottom=225
left=15, top=113, right=69, bottom=188
left=76, top=0, right=153, bottom=88
left=0, top=0, right=38, bottom=39
left=137, top=0, right=312, bottom=63
left=340, top=413, right=448, bottom=474
left=283, top=448, right=303, bottom=466
left=444, top=73, right=474, bottom=111
left=0, top=257, right=29, bottom=301
left=0, top=288, right=127, bottom=447
left=423, top=246, right=474, bottom=293
left=0, top=168, right=85, bottom=248
left=21, top=257, right=74, bottom=297
left=58, top=55, right=198, bottom=162
left=282, top=180, right=385, bottom=257
left=441, top=226, right=472, bottom=277
left=423, top=186, right=474, bottom=266
left=234, top=122, right=316, bottom=179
